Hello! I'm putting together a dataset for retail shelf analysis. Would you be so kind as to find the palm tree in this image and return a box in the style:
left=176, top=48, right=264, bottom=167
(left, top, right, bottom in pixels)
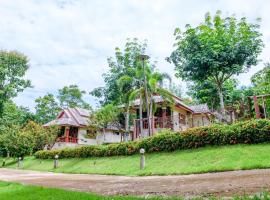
left=147, top=72, right=173, bottom=135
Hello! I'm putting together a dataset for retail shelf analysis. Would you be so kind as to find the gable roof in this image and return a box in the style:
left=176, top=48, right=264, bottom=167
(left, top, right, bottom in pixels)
left=130, top=94, right=194, bottom=113
left=190, top=104, right=211, bottom=114
left=43, top=107, right=91, bottom=127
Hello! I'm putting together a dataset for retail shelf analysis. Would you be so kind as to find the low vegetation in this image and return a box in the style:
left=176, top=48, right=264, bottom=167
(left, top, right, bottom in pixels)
left=35, top=119, right=270, bottom=159
left=3, top=143, right=270, bottom=176
left=0, top=181, right=175, bottom=200
left=2, top=181, right=270, bottom=200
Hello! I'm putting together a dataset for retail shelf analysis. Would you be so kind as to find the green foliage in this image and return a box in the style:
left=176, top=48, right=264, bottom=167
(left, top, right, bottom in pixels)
left=0, top=101, right=35, bottom=132
left=187, top=78, right=253, bottom=113
left=58, top=85, right=91, bottom=109
left=35, top=119, right=270, bottom=159
left=90, top=38, right=148, bottom=105
left=35, top=93, right=61, bottom=124
left=251, top=63, right=270, bottom=94
left=0, top=51, right=31, bottom=117
left=90, top=104, right=121, bottom=131
left=170, top=11, right=263, bottom=112
left=0, top=121, right=58, bottom=157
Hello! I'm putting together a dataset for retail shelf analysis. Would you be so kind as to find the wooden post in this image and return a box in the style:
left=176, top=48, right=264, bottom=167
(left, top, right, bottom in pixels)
left=140, top=148, right=145, bottom=170
left=133, top=119, right=136, bottom=140
left=253, top=96, right=261, bottom=119
left=151, top=117, right=155, bottom=136
left=162, top=107, right=166, bottom=128
left=65, top=127, right=70, bottom=142
left=262, top=97, right=267, bottom=118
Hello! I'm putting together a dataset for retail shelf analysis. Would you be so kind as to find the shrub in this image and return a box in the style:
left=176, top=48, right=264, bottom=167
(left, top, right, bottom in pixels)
left=35, top=119, right=270, bottom=159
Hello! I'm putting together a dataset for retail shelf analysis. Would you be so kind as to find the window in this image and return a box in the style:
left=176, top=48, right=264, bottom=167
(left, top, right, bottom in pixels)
left=87, top=129, right=96, bottom=139
left=179, top=113, right=186, bottom=125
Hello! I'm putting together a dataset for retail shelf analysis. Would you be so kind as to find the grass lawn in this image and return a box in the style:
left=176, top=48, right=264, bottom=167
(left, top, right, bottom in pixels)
left=2, top=143, right=270, bottom=176
left=0, top=181, right=178, bottom=200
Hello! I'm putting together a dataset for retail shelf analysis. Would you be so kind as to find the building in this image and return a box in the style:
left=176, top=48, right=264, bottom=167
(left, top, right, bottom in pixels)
left=131, top=94, right=212, bottom=140
left=43, top=94, right=212, bottom=149
left=43, top=107, right=124, bottom=149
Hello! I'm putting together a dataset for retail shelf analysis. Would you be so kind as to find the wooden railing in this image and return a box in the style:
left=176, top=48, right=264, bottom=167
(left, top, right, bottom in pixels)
left=135, top=116, right=174, bottom=130
left=57, top=136, right=78, bottom=143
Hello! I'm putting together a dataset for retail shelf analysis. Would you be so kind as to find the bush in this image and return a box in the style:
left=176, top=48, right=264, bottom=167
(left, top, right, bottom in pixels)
left=35, top=119, right=270, bottom=159
left=0, top=121, right=58, bottom=158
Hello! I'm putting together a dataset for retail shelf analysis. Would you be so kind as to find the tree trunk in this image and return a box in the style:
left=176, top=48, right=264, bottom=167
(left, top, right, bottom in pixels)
left=142, top=64, right=150, bottom=136
left=124, top=105, right=130, bottom=141
left=149, top=97, right=153, bottom=136
left=217, top=87, right=225, bottom=116
left=139, top=93, right=143, bottom=137
left=0, top=102, right=4, bottom=118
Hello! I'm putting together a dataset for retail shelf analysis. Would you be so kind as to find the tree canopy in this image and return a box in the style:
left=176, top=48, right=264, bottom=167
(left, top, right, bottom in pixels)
left=251, top=63, right=270, bottom=94
left=169, top=11, right=263, bottom=114
left=0, top=51, right=31, bottom=117
left=90, top=38, right=148, bottom=105
left=35, top=93, right=61, bottom=124
left=58, top=84, right=91, bottom=109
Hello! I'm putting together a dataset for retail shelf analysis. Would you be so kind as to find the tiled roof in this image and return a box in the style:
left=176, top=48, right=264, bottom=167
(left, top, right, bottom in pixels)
left=190, top=104, right=211, bottom=114
left=43, top=107, right=91, bottom=127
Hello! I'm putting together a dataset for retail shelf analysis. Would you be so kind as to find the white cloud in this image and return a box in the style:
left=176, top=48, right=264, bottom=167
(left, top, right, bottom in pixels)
left=0, top=0, right=269, bottom=110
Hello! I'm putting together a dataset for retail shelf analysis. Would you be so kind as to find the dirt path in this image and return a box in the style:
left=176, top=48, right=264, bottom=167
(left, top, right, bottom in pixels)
left=1, top=168, right=270, bottom=197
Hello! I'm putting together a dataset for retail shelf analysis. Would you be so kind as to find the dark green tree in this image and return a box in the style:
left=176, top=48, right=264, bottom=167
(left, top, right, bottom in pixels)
left=90, top=38, right=148, bottom=106
left=0, top=101, right=35, bottom=132
left=169, top=11, right=263, bottom=114
left=35, top=93, right=61, bottom=124
left=0, top=51, right=31, bottom=117
left=58, top=85, right=91, bottom=109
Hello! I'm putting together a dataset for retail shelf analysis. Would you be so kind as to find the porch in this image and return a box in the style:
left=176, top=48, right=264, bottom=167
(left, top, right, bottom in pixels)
left=57, top=126, right=79, bottom=143
left=132, top=114, right=190, bottom=140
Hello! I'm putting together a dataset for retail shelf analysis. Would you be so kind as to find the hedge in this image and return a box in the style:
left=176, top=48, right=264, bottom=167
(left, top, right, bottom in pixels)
left=35, top=119, right=270, bottom=159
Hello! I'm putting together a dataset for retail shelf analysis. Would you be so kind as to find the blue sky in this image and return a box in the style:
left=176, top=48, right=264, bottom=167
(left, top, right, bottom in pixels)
left=0, top=0, right=269, bottom=111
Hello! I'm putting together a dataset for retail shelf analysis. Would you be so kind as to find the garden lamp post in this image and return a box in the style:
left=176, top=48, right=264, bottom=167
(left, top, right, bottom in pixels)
left=54, top=154, right=59, bottom=169
left=140, top=148, right=145, bottom=170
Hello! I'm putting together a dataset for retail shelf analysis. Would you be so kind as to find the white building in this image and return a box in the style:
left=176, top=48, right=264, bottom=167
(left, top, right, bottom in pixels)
left=43, top=108, right=124, bottom=149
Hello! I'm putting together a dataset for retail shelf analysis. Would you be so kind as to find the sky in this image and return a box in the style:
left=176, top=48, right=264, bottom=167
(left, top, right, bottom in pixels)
left=0, top=0, right=269, bottom=111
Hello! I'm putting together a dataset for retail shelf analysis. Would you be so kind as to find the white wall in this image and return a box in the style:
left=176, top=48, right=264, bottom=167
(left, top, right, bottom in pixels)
left=97, top=131, right=122, bottom=143
left=52, top=142, right=78, bottom=150
left=193, top=114, right=211, bottom=127
left=78, top=128, right=98, bottom=145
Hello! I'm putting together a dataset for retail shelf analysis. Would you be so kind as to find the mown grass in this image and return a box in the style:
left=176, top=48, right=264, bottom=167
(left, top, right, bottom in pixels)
left=1, top=181, right=270, bottom=200
left=2, top=143, right=270, bottom=176
left=0, top=181, right=179, bottom=200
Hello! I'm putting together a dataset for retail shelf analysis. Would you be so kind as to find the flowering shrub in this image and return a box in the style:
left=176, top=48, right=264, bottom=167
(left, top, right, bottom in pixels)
left=35, top=119, right=270, bottom=159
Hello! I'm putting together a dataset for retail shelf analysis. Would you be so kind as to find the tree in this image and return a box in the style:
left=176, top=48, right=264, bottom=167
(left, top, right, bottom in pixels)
left=91, top=38, right=148, bottom=138
left=90, top=38, right=147, bottom=106
left=58, top=85, right=91, bottom=109
left=169, top=11, right=263, bottom=115
left=90, top=104, right=120, bottom=137
left=35, top=93, right=61, bottom=124
left=0, top=121, right=58, bottom=157
left=0, top=101, right=35, bottom=132
left=251, top=63, right=270, bottom=94
left=0, top=51, right=31, bottom=117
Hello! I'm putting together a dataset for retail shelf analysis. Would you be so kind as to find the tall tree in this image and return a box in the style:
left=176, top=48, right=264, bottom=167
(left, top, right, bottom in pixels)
left=169, top=11, right=263, bottom=115
left=35, top=93, right=61, bottom=124
left=58, top=85, right=91, bottom=109
left=0, top=51, right=31, bottom=117
left=91, top=38, right=148, bottom=138
left=90, top=38, right=147, bottom=106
